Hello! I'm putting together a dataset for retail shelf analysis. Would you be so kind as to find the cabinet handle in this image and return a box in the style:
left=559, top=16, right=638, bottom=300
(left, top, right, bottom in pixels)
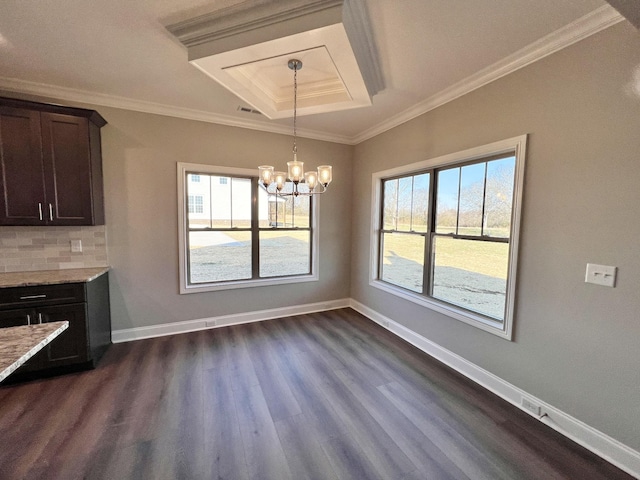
left=38, top=313, right=43, bottom=324
left=26, top=314, right=31, bottom=326
left=49, top=204, right=54, bottom=221
left=19, top=294, right=47, bottom=300
left=38, top=203, right=43, bottom=221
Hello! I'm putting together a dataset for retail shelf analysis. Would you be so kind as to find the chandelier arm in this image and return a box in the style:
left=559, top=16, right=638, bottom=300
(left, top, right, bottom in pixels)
left=257, top=59, right=331, bottom=213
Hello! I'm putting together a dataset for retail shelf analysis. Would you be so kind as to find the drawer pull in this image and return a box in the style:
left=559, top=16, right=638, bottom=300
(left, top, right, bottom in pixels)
left=27, top=314, right=31, bottom=326
left=38, top=203, right=43, bottom=221
left=49, top=204, right=54, bottom=221
left=38, top=313, right=43, bottom=324
left=19, top=294, right=47, bottom=300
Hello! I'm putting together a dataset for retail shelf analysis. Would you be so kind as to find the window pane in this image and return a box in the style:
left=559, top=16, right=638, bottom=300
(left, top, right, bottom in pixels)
left=397, top=177, right=413, bottom=231
left=383, top=179, right=398, bottom=230
left=411, top=173, right=430, bottom=233
left=210, top=175, right=231, bottom=228
left=188, top=231, right=251, bottom=283
left=431, top=236, right=508, bottom=321
left=187, top=174, right=210, bottom=229
left=484, top=157, right=515, bottom=238
left=291, top=195, right=310, bottom=228
left=380, top=232, right=424, bottom=293
left=436, top=168, right=459, bottom=234
left=258, top=188, right=289, bottom=228
left=260, top=230, right=310, bottom=277
left=458, top=163, right=485, bottom=236
left=231, top=177, right=251, bottom=228
left=258, top=188, right=270, bottom=228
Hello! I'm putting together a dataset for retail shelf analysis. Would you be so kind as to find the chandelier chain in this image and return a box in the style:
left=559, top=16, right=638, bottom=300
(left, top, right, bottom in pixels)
left=293, top=62, right=298, bottom=154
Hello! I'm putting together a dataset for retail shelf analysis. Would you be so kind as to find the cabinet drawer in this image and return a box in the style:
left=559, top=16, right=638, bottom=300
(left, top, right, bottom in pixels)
left=0, top=283, right=85, bottom=310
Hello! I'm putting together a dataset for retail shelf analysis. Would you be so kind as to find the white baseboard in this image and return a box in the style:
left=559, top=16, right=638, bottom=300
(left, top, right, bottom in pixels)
left=349, top=299, right=640, bottom=479
left=111, top=298, right=350, bottom=343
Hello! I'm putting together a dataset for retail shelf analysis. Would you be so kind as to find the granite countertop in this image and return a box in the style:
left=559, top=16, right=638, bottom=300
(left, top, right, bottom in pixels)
left=0, top=322, right=69, bottom=382
left=0, top=267, right=110, bottom=288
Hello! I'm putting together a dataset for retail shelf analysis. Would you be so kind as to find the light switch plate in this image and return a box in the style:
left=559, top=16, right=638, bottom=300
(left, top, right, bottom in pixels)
left=70, top=239, right=83, bottom=253
left=585, top=263, right=616, bottom=287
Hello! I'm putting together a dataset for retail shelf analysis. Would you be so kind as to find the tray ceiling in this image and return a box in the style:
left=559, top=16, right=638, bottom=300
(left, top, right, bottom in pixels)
left=0, top=0, right=624, bottom=144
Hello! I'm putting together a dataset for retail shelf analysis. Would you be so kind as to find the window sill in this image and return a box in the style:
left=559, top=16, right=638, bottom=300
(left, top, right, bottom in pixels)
left=180, top=272, right=318, bottom=295
left=369, top=279, right=512, bottom=340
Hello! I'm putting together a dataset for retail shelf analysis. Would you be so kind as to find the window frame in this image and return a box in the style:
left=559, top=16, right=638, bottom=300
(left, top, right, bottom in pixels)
left=178, top=163, right=319, bottom=294
left=369, top=135, right=527, bottom=339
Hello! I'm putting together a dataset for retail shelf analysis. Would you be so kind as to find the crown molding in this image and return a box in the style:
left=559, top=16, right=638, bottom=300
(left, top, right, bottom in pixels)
left=0, top=76, right=354, bottom=145
left=167, top=0, right=344, bottom=51
left=343, top=0, right=385, bottom=97
left=352, top=4, right=624, bottom=144
left=0, top=6, right=623, bottom=147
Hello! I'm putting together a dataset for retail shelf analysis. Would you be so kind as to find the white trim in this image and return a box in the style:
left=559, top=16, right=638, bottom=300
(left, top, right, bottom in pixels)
left=177, top=162, right=319, bottom=294
left=349, top=299, right=640, bottom=479
left=111, top=298, right=350, bottom=343
left=369, top=135, right=527, bottom=339
left=369, top=279, right=510, bottom=338
left=352, top=5, right=624, bottom=144
left=0, top=6, right=622, bottom=147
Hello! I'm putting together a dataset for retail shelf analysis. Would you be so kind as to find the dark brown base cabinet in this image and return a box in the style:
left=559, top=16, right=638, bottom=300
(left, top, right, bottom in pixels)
left=0, top=97, right=106, bottom=226
left=0, top=272, right=111, bottom=381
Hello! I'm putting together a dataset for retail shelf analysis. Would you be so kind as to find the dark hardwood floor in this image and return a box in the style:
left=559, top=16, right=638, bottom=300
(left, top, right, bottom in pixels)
left=0, top=308, right=633, bottom=479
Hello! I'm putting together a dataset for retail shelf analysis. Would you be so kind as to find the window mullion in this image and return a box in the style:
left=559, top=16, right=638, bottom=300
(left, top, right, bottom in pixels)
left=251, top=178, right=260, bottom=279
left=455, top=168, right=462, bottom=235
left=379, top=182, right=386, bottom=279
left=481, top=162, right=488, bottom=237
left=424, top=170, right=436, bottom=296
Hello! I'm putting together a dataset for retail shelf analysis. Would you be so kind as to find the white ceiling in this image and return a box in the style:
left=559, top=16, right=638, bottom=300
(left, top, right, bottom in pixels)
left=0, top=0, right=624, bottom=145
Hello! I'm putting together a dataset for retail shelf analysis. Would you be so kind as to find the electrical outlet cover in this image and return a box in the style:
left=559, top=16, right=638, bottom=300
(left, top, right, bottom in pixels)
left=585, top=263, right=616, bottom=287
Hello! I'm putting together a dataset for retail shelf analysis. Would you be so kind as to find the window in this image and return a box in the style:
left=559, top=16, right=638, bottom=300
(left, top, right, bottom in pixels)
left=177, top=163, right=318, bottom=293
left=190, top=174, right=201, bottom=183
left=187, top=195, right=203, bottom=214
left=371, top=136, right=526, bottom=339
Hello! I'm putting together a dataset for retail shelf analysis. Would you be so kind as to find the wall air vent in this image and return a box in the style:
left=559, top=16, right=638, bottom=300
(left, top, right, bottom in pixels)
left=237, top=106, right=262, bottom=115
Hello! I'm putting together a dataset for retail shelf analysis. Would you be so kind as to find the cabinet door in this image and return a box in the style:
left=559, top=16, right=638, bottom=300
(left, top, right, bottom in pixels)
left=0, top=308, right=42, bottom=372
left=36, top=303, right=89, bottom=368
left=40, top=113, right=94, bottom=225
left=0, top=308, right=34, bottom=328
left=0, top=106, right=46, bottom=225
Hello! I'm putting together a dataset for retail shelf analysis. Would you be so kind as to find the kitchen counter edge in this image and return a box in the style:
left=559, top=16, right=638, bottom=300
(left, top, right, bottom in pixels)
left=0, top=267, right=110, bottom=288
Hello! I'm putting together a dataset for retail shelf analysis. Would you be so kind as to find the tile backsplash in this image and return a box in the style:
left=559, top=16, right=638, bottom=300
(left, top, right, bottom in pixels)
left=0, top=226, right=108, bottom=272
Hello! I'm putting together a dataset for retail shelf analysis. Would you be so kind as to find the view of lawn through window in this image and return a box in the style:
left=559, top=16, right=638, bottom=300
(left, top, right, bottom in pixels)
left=380, top=155, right=516, bottom=321
left=185, top=172, right=312, bottom=285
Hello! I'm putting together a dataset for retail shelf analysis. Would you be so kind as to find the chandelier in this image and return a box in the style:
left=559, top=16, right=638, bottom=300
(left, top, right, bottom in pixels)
left=258, top=59, right=332, bottom=197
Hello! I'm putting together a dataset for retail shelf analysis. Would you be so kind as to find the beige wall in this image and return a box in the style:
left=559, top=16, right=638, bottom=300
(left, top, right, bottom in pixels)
left=351, top=22, right=640, bottom=450
left=96, top=108, right=352, bottom=331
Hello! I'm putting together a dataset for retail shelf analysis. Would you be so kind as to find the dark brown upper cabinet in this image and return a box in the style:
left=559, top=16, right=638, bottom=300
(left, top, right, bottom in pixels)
left=0, top=97, right=107, bottom=226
